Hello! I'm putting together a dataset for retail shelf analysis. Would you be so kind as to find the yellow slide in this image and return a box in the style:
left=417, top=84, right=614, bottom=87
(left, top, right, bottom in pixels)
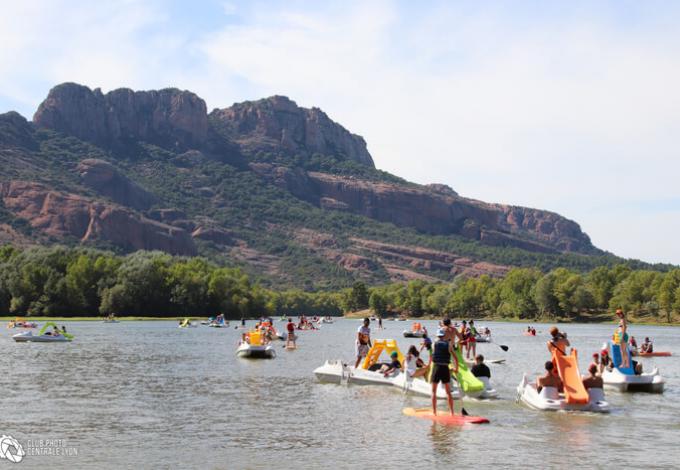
left=362, top=339, right=404, bottom=369
left=552, top=349, right=589, bottom=405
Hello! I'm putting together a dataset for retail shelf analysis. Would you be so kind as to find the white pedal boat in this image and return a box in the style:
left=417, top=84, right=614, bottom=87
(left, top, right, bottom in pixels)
left=313, top=360, right=462, bottom=399
left=602, top=367, right=665, bottom=393
left=236, top=341, right=276, bottom=359
left=475, top=334, right=492, bottom=343
left=516, top=374, right=610, bottom=412
left=13, top=331, right=71, bottom=343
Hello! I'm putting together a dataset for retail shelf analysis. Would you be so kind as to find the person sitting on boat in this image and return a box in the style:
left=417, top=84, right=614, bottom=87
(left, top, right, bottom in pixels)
left=285, top=318, right=296, bottom=348
left=380, top=351, right=403, bottom=377
left=471, top=354, right=490, bottom=379
left=582, top=364, right=604, bottom=389
left=640, top=337, right=653, bottom=353
left=629, top=336, right=638, bottom=354
left=547, top=327, right=570, bottom=356
left=484, top=327, right=491, bottom=335
left=355, top=318, right=372, bottom=368
left=405, top=345, right=427, bottom=379
left=430, top=328, right=457, bottom=416
left=613, top=309, right=631, bottom=369
left=536, top=361, right=563, bottom=394
left=599, top=348, right=613, bottom=374
left=632, top=359, right=643, bottom=375
left=590, top=352, right=600, bottom=370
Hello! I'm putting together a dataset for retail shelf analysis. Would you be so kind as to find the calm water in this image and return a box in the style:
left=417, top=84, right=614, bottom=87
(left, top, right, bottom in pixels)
left=1, top=319, right=678, bottom=469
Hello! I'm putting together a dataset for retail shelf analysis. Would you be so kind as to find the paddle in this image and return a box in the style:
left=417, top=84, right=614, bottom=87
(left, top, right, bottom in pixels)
left=497, top=344, right=509, bottom=352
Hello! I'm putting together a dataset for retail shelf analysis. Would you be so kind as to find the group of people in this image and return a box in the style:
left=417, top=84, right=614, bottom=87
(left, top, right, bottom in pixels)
left=537, top=309, right=648, bottom=393
left=525, top=326, right=537, bottom=336
left=355, top=317, right=492, bottom=416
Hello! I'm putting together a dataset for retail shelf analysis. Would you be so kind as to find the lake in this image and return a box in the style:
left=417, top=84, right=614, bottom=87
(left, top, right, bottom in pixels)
left=1, top=319, right=678, bottom=469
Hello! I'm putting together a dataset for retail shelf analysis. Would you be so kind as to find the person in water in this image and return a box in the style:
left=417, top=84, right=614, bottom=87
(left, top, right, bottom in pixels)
left=536, top=361, right=563, bottom=393
left=614, top=309, right=630, bottom=369
left=547, top=326, right=570, bottom=356
left=380, top=351, right=402, bottom=377
left=430, top=328, right=457, bottom=416
left=404, top=345, right=427, bottom=379
left=640, top=337, right=654, bottom=353
left=471, top=354, right=490, bottom=379
left=285, top=318, right=296, bottom=349
left=582, top=364, right=604, bottom=389
left=355, top=318, right=372, bottom=368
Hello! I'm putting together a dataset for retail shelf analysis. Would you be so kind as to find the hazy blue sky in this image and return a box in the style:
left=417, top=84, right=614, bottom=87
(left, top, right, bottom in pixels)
left=2, top=0, right=680, bottom=264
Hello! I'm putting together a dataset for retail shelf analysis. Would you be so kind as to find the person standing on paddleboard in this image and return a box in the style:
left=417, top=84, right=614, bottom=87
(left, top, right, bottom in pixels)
left=430, top=328, right=459, bottom=416
left=285, top=318, right=296, bottom=349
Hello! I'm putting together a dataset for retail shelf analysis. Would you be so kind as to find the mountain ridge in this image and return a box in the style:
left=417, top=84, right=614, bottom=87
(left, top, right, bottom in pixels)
left=0, top=82, right=643, bottom=289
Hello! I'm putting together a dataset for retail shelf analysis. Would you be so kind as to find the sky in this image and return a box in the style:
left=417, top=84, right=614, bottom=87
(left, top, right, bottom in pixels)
left=2, top=0, right=680, bottom=264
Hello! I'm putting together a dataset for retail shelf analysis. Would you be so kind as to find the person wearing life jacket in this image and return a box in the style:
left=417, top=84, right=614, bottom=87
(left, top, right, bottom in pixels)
left=640, top=337, right=653, bottom=353
left=430, top=328, right=457, bottom=416
left=285, top=318, right=296, bottom=348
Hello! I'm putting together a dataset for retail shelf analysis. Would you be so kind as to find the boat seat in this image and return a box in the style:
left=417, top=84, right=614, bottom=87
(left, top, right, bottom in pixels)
left=588, top=388, right=605, bottom=403
left=539, top=386, right=560, bottom=400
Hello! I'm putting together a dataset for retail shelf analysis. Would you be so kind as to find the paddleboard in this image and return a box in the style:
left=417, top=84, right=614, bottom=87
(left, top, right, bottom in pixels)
left=402, top=407, right=489, bottom=425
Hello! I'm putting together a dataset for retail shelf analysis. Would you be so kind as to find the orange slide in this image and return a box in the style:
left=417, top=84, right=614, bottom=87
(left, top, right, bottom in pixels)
left=552, top=349, right=589, bottom=405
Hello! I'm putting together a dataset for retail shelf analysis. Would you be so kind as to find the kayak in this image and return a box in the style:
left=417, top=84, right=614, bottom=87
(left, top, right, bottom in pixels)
left=402, top=407, right=489, bottom=425
left=634, top=351, right=672, bottom=357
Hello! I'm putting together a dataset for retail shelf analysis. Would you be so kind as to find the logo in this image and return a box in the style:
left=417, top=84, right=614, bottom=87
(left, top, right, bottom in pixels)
left=0, top=435, right=25, bottom=463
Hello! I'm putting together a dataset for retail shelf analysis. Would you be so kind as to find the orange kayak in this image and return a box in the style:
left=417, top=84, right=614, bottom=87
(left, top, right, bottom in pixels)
left=403, top=407, right=489, bottom=425
left=636, top=351, right=672, bottom=357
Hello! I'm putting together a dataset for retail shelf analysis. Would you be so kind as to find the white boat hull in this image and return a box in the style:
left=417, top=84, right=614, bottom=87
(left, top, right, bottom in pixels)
left=13, top=332, right=70, bottom=343
left=313, top=360, right=465, bottom=400
left=516, top=374, right=610, bottom=412
left=236, top=342, right=276, bottom=359
left=602, top=368, right=665, bottom=393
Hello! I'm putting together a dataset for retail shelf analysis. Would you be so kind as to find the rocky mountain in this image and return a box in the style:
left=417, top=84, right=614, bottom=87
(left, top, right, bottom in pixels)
left=0, top=83, right=618, bottom=289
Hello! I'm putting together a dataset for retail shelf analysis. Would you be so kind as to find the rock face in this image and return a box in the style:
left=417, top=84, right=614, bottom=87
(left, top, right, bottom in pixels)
left=33, top=83, right=208, bottom=150
left=77, top=159, right=156, bottom=210
left=0, top=181, right=196, bottom=255
left=211, top=96, right=374, bottom=167
left=254, top=165, right=596, bottom=254
left=0, top=112, right=37, bottom=150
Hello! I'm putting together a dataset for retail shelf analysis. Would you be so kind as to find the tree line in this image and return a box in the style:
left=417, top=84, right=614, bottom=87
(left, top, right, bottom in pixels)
left=1, top=245, right=679, bottom=322
left=363, top=265, right=680, bottom=322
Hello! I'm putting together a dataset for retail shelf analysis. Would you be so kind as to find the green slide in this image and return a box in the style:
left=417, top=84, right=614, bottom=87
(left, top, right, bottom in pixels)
left=451, top=346, right=484, bottom=394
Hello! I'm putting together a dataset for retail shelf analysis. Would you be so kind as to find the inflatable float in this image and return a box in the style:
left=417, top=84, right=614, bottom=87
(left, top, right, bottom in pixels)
left=602, top=342, right=664, bottom=393
left=517, top=349, right=610, bottom=412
